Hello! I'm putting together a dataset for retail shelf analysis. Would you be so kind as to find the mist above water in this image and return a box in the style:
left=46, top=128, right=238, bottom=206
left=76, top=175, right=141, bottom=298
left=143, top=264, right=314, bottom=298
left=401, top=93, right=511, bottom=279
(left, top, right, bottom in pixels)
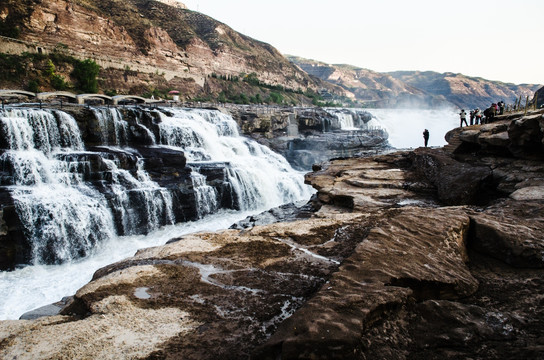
left=366, top=108, right=459, bottom=149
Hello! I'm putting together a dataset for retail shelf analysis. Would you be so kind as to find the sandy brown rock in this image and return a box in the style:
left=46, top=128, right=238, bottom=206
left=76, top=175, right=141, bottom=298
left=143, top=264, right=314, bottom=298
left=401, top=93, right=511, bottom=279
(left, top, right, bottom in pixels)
left=2, top=111, right=544, bottom=359
left=470, top=200, right=544, bottom=268
left=0, top=296, right=198, bottom=360
left=254, top=207, right=477, bottom=359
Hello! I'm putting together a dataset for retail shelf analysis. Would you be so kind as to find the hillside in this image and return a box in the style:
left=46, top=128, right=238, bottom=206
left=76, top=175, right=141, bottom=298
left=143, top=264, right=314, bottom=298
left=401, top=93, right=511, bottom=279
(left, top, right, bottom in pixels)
left=289, top=56, right=541, bottom=109
left=0, top=0, right=540, bottom=108
left=0, top=0, right=343, bottom=103
left=388, top=71, right=541, bottom=110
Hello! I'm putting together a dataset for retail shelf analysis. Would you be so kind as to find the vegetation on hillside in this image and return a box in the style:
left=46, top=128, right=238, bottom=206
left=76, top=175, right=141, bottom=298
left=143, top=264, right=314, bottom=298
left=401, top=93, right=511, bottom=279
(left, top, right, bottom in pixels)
left=0, top=52, right=100, bottom=94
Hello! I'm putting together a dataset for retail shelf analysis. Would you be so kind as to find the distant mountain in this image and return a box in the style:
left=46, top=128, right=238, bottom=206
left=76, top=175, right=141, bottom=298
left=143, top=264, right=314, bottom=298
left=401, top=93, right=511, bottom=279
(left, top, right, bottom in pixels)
left=387, top=71, right=541, bottom=110
left=288, top=56, right=452, bottom=108
left=288, top=56, right=541, bottom=110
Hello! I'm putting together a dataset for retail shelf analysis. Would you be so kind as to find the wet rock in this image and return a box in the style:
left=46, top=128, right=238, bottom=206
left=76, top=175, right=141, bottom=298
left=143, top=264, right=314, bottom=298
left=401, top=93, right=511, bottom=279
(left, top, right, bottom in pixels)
left=229, top=201, right=316, bottom=230
left=19, top=297, right=73, bottom=320
left=2, top=110, right=544, bottom=358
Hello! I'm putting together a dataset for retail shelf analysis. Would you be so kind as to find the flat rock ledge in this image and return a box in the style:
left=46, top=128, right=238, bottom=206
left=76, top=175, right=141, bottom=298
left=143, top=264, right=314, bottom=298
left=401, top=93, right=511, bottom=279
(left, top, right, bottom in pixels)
left=1, top=113, right=543, bottom=359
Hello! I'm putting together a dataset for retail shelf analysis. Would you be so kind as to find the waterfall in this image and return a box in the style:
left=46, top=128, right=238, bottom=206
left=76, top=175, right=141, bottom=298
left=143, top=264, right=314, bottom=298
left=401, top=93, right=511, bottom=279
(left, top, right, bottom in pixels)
left=336, top=112, right=356, bottom=130
left=92, top=108, right=129, bottom=146
left=0, top=106, right=314, bottom=320
left=102, top=157, right=175, bottom=235
left=0, top=109, right=115, bottom=264
left=190, top=169, right=219, bottom=217
left=157, top=108, right=312, bottom=210
left=0, top=106, right=312, bottom=268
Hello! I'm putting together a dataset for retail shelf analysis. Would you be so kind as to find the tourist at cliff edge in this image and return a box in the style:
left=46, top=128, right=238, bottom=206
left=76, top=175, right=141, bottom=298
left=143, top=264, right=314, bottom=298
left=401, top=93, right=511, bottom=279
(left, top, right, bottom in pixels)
left=423, top=129, right=429, bottom=147
left=459, top=109, right=468, bottom=127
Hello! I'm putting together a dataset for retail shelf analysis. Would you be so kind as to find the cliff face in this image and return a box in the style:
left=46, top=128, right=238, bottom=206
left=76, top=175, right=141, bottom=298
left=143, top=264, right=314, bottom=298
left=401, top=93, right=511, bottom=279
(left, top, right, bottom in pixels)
left=0, top=0, right=319, bottom=95
left=388, top=70, right=541, bottom=110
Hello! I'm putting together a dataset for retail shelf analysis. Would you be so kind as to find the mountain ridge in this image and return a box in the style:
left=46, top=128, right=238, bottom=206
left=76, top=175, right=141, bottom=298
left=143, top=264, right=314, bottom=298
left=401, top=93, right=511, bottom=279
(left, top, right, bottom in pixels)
left=288, top=56, right=541, bottom=109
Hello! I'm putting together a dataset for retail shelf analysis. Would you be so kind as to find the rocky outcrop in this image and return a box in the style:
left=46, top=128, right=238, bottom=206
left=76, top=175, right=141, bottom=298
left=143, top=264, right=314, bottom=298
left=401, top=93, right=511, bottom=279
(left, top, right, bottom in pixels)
left=228, top=106, right=388, bottom=170
left=1, top=112, right=543, bottom=359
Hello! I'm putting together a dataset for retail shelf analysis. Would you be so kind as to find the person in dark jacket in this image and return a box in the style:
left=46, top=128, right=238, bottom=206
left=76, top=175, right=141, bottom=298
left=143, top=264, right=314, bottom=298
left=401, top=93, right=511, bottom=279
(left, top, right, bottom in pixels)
left=423, top=129, right=429, bottom=147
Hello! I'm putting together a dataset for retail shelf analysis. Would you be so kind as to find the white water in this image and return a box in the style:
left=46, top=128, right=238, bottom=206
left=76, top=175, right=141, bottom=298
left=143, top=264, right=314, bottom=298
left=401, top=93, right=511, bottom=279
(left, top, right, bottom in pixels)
left=0, top=109, right=116, bottom=264
left=336, top=112, right=356, bottom=130
left=92, top=108, right=129, bottom=146
left=0, top=106, right=313, bottom=320
left=158, top=108, right=312, bottom=210
left=366, top=108, right=458, bottom=149
left=0, top=209, right=263, bottom=320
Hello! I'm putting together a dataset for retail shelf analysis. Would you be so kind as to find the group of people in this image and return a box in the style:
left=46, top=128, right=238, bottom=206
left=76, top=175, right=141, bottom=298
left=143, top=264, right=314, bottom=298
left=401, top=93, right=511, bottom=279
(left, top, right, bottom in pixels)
left=423, top=100, right=509, bottom=147
left=459, top=101, right=506, bottom=127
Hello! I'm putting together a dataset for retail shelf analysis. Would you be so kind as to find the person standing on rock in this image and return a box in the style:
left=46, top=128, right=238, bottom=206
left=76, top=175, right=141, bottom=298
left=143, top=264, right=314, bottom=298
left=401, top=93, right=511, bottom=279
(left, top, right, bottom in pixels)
left=423, top=129, right=429, bottom=147
left=459, top=109, right=468, bottom=127
left=474, top=108, right=481, bottom=125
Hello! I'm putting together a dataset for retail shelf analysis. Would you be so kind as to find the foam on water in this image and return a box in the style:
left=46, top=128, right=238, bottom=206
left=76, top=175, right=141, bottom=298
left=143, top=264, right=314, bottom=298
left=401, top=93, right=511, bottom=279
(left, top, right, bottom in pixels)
left=0, top=106, right=314, bottom=319
left=0, top=209, right=261, bottom=319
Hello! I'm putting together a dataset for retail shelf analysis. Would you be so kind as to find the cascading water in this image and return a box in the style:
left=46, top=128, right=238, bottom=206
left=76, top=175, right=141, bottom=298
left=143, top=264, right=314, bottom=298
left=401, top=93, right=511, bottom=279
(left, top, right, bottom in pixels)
left=102, top=157, right=175, bottom=235
left=0, top=109, right=115, bottom=264
left=336, top=112, right=356, bottom=130
left=0, top=106, right=313, bottom=320
left=157, top=108, right=312, bottom=210
left=190, top=169, right=219, bottom=217
left=92, top=108, right=129, bottom=146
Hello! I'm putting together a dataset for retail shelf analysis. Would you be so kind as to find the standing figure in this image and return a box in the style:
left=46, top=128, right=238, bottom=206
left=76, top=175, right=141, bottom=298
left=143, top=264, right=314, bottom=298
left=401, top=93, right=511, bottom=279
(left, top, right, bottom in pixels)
left=459, top=109, right=468, bottom=127
left=474, top=108, right=481, bottom=125
left=423, top=129, right=429, bottom=147
left=469, top=110, right=474, bottom=125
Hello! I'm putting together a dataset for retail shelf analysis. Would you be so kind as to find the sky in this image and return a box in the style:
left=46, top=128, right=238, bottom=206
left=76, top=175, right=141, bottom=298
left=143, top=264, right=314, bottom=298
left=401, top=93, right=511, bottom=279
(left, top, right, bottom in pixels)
left=179, top=0, right=544, bottom=85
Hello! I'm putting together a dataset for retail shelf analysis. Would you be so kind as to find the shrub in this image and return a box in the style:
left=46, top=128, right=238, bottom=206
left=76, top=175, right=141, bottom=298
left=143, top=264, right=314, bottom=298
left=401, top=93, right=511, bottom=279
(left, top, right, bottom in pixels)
left=267, top=92, right=284, bottom=104
left=72, top=59, right=100, bottom=93
left=27, top=80, right=40, bottom=93
left=44, top=59, right=56, bottom=77
left=51, top=74, right=67, bottom=90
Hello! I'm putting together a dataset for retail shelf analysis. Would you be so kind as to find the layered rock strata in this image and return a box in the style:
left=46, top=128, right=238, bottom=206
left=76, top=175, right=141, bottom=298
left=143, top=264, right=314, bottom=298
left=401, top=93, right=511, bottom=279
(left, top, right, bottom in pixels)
left=1, top=111, right=543, bottom=359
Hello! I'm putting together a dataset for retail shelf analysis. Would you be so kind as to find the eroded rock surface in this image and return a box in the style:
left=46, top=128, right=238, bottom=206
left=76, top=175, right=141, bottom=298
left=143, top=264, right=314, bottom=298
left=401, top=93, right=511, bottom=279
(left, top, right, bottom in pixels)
left=1, top=112, right=543, bottom=359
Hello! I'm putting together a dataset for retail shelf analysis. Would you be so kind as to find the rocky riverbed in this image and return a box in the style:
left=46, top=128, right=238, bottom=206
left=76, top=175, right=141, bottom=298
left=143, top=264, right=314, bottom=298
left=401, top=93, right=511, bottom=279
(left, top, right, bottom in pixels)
left=0, top=110, right=543, bottom=359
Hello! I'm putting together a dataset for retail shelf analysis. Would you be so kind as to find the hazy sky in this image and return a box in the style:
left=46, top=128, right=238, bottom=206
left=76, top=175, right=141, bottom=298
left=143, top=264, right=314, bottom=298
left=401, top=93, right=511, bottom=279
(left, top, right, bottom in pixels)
left=179, top=0, right=543, bottom=85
